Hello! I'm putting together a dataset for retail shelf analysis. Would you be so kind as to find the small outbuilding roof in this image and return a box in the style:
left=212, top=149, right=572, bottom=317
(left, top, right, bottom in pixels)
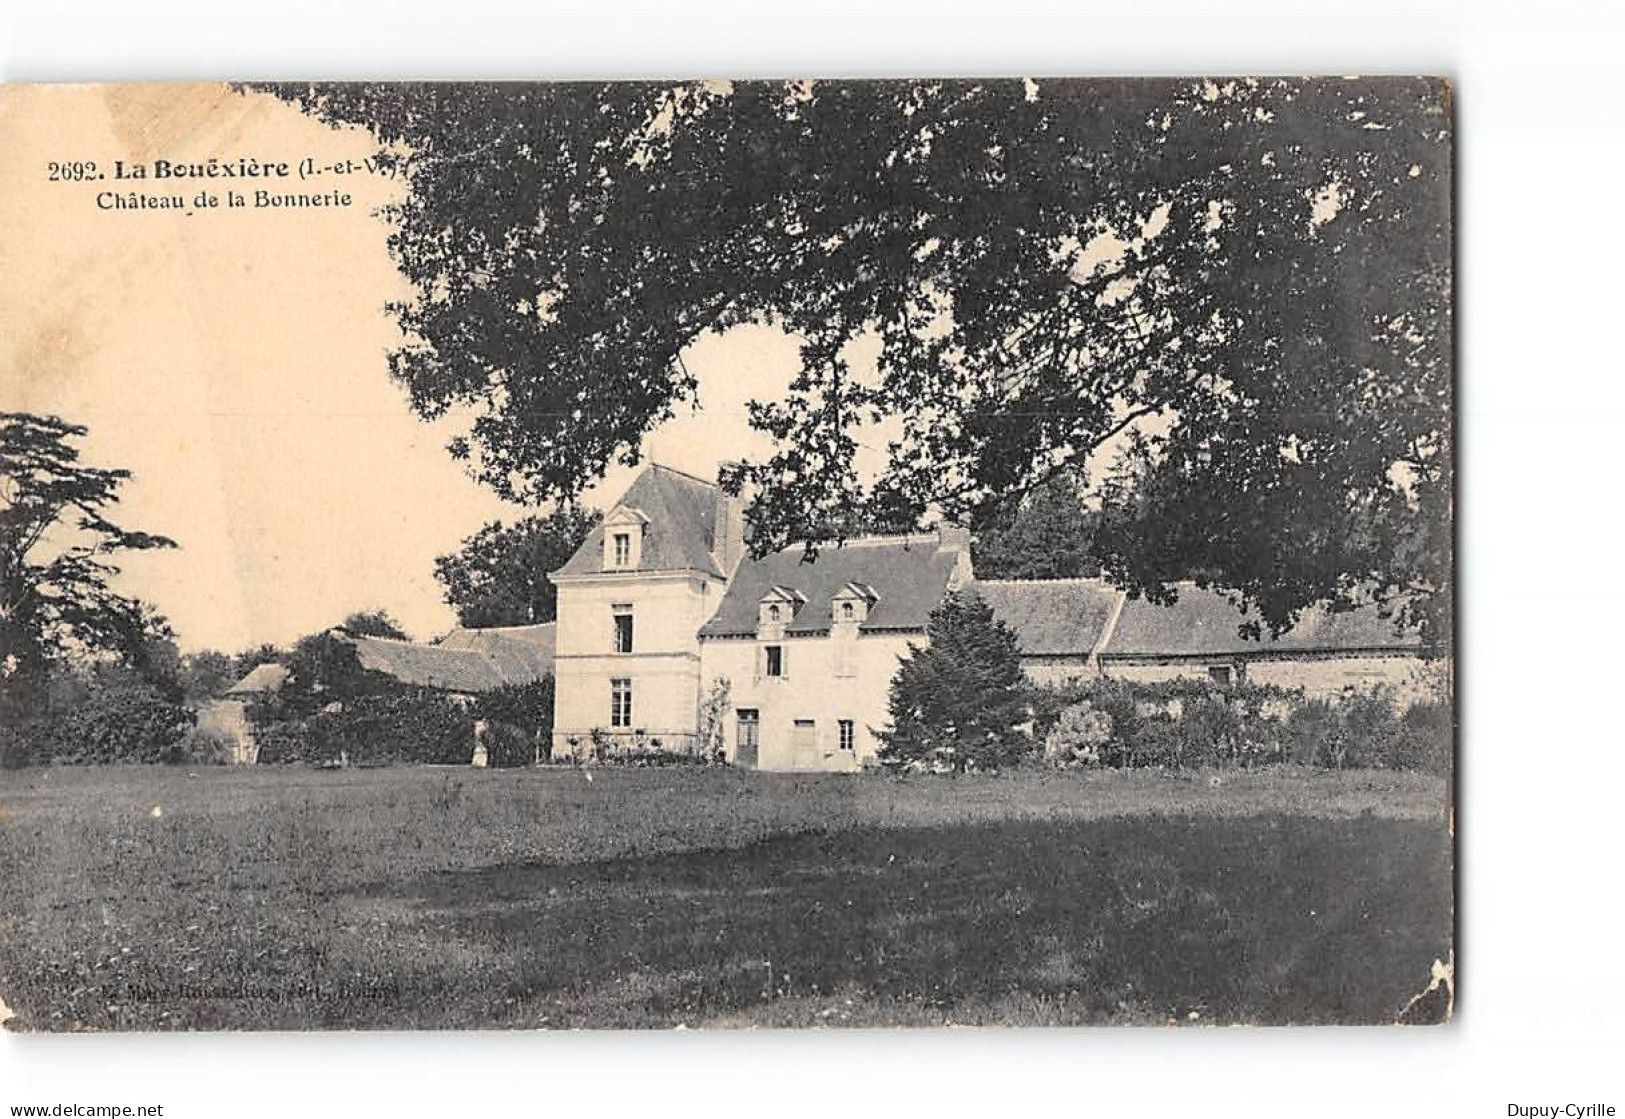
left=225, top=662, right=289, bottom=696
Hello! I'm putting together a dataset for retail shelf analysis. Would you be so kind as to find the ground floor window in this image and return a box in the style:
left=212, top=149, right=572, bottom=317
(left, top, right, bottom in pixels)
left=610, top=678, right=632, bottom=727
left=736, top=709, right=760, bottom=768
left=838, top=719, right=855, bottom=751
left=1208, top=665, right=1234, bottom=686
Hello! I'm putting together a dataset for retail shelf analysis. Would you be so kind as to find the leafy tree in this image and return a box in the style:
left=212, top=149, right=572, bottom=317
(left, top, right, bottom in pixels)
left=260, top=78, right=1451, bottom=644
left=1, top=412, right=178, bottom=719
left=973, top=470, right=1100, bottom=581
left=433, top=507, right=599, bottom=627
left=177, top=648, right=238, bottom=702
left=877, top=591, right=1031, bottom=772
left=233, top=643, right=285, bottom=679
left=263, top=629, right=378, bottom=722
left=339, top=609, right=409, bottom=640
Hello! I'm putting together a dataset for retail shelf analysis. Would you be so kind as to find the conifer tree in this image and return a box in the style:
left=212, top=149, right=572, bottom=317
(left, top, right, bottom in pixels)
left=877, top=592, right=1031, bottom=772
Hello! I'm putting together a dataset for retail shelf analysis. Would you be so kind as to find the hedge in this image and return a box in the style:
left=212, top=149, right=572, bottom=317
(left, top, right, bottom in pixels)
left=1029, top=677, right=1450, bottom=774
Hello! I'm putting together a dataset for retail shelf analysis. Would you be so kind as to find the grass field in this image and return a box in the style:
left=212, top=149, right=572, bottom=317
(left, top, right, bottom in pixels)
left=0, top=765, right=1452, bottom=1030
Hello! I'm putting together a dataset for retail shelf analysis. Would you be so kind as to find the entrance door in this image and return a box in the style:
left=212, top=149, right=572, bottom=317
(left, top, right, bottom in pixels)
left=736, top=709, right=760, bottom=769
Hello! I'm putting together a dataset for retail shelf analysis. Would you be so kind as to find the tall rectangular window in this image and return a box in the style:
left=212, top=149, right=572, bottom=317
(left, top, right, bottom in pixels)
left=765, top=645, right=784, bottom=678
left=838, top=719, right=855, bottom=752
left=610, top=678, right=632, bottom=728
left=612, top=532, right=631, bottom=567
left=612, top=605, right=634, bottom=653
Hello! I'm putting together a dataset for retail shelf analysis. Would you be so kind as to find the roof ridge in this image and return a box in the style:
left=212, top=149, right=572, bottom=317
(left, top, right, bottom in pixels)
left=772, top=532, right=940, bottom=552
left=647, top=461, right=719, bottom=489
left=447, top=622, right=555, bottom=635
left=976, top=577, right=1116, bottom=587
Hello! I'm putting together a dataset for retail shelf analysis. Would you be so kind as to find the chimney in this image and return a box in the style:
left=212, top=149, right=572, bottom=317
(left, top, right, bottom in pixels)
left=713, top=464, right=747, bottom=575
left=937, top=522, right=975, bottom=590
left=937, top=522, right=972, bottom=553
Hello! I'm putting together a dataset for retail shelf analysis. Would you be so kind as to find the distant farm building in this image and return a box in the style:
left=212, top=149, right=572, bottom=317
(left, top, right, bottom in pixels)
left=195, top=661, right=291, bottom=763
left=339, top=623, right=555, bottom=698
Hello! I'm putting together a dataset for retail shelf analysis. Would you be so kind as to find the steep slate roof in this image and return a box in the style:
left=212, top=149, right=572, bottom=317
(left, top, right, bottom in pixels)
left=554, top=465, right=726, bottom=578
left=437, top=623, right=555, bottom=681
left=1102, top=583, right=1423, bottom=658
left=700, top=536, right=963, bottom=638
left=225, top=662, right=289, bottom=696
left=973, top=579, right=1120, bottom=657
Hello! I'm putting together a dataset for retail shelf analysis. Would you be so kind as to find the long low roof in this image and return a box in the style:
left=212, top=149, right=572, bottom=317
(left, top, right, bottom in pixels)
left=1103, top=583, right=1422, bottom=658
left=437, top=623, right=557, bottom=680
left=972, top=578, right=1420, bottom=660
left=973, top=580, right=1120, bottom=656
left=345, top=622, right=556, bottom=693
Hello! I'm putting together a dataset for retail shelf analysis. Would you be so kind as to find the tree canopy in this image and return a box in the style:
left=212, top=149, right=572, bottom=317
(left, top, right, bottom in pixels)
left=262, top=78, right=1451, bottom=644
left=1, top=412, right=178, bottom=716
left=972, top=469, right=1100, bottom=581
left=433, top=506, right=600, bottom=628
left=338, top=609, right=410, bottom=640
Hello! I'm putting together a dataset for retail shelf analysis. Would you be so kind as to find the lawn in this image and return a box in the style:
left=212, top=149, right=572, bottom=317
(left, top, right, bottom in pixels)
left=0, top=765, right=1452, bottom=1030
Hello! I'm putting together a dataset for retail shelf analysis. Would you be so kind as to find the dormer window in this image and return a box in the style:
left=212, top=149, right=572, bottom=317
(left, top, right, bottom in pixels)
left=601, top=506, right=649, bottom=570
left=758, top=585, right=806, bottom=629
left=832, top=583, right=879, bottom=626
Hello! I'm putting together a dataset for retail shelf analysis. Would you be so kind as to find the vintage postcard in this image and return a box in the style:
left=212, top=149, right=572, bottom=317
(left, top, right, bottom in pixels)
left=0, top=79, right=1453, bottom=1031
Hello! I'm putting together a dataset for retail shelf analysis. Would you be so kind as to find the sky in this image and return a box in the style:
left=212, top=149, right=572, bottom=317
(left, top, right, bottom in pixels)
left=0, top=83, right=810, bottom=653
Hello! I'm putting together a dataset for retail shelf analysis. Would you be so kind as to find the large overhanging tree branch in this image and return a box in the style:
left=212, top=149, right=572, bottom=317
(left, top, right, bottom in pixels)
left=258, top=77, right=1452, bottom=645
left=0, top=412, right=179, bottom=710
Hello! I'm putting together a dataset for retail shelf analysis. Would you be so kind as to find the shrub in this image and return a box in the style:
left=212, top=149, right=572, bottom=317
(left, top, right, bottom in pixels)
left=1337, top=687, right=1400, bottom=768
left=38, top=684, right=195, bottom=765
left=474, top=678, right=555, bottom=739
left=252, top=720, right=315, bottom=765
left=1177, top=694, right=1246, bottom=768
left=481, top=719, right=538, bottom=768
left=1282, top=697, right=1343, bottom=767
left=599, top=745, right=708, bottom=768
left=1129, top=721, right=1184, bottom=768
left=0, top=721, right=39, bottom=769
left=1043, top=701, right=1113, bottom=767
left=175, top=725, right=242, bottom=766
left=308, top=693, right=476, bottom=766
left=1390, top=700, right=1452, bottom=774
left=697, top=677, right=731, bottom=765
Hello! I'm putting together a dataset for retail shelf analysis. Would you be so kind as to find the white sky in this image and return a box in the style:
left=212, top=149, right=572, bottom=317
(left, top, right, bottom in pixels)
left=0, top=83, right=807, bottom=652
